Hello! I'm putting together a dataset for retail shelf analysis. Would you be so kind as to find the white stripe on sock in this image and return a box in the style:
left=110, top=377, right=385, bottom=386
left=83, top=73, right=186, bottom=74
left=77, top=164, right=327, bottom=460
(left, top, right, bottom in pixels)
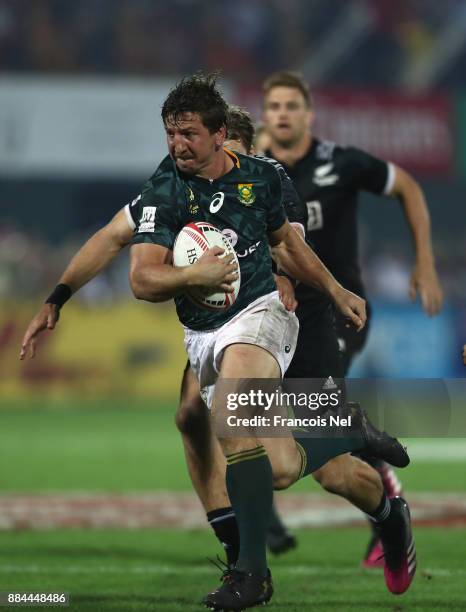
left=209, top=511, right=235, bottom=525
left=366, top=496, right=391, bottom=523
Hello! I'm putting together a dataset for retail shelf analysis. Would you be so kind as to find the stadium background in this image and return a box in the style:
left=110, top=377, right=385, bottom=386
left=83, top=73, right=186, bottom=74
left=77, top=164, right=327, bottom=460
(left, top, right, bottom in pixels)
left=0, top=1, right=465, bottom=610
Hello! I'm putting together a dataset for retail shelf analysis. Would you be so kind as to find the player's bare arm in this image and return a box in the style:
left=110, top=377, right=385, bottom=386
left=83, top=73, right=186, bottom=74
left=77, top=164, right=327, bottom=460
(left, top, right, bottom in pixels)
left=20, top=208, right=133, bottom=360
left=59, top=208, right=133, bottom=291
left=270, top=219, right=366, bottom=330
left=462, top=344, right=466, bottom=366
left=389, top=165, right=444, bottom=316
left=271, top=222, right=303, bottom=312
left=130, top=243, right=238, bottom=303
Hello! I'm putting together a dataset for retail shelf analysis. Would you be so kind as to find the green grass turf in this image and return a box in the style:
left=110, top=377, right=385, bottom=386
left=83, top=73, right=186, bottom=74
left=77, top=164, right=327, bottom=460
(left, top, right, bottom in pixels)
left=0, top=401, right=465, bottom=493
left=0, top=401, right=191, bottom=492
left=0, top=527, right=465, bottom=611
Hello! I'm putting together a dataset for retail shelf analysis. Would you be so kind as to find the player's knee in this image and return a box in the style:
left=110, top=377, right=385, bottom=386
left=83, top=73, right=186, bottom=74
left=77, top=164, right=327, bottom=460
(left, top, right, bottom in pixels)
left=272, top=472, right=294, bottom=490
left=266, top=444, right=301, bottom=490
left=175, top=400, right=208, bottom=435
left=271, top=463, right=296, bottom=490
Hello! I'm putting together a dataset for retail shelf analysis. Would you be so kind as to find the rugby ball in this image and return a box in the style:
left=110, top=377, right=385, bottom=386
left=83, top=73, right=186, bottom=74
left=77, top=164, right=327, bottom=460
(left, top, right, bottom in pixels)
left=173, top=221, right=241, bottom=310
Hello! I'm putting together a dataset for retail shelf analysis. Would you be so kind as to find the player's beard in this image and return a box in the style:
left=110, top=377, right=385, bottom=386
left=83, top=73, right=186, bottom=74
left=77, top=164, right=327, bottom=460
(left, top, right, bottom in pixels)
left=272, top=132, right=302, bottom=149
left=268, top=122, right=304, bottom=149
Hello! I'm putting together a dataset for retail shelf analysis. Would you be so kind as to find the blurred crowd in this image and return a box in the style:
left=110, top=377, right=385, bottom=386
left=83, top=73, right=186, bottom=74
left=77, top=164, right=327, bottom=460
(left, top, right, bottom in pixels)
left=0, top=224, right=131, bottom=304
left=1, top=0, right=466, bottom=86
left=1, top=223, right=464, bottom=307
left=1, top=0, right=465, bottom=307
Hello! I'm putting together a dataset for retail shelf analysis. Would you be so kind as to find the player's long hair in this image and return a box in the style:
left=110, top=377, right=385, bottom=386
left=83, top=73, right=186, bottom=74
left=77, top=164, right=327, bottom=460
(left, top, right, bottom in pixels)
left=162, top=71, right=228, bottom=134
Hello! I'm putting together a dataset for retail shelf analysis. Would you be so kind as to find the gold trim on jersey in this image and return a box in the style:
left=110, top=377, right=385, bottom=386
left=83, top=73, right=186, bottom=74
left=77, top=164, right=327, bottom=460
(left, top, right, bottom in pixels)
left=224, top=147, right=241, bottom=168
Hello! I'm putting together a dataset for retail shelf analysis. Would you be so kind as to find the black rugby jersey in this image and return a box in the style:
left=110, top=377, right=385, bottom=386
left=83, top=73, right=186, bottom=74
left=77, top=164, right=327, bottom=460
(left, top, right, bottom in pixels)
left=254, top=154, right=305, bottom=228
left=128, top=150, right=288, bottom=331
left=266, top=139, right=392, bottom=302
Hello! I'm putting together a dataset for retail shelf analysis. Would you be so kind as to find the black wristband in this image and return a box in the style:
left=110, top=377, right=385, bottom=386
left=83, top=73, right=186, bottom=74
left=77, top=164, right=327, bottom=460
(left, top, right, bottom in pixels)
left=45, top=283, right=72, bottom=308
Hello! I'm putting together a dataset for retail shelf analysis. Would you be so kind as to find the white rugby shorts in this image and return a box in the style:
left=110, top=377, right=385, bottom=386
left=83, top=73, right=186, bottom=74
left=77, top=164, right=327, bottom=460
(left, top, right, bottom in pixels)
left=184, top=291, right=299, bottom=409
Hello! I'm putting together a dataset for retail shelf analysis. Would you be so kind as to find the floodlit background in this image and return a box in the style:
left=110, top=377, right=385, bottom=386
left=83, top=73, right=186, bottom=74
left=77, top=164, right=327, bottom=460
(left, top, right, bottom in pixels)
left=0, top=3, right=465, bottom=610
left=1, top=0, right=465, bottom=397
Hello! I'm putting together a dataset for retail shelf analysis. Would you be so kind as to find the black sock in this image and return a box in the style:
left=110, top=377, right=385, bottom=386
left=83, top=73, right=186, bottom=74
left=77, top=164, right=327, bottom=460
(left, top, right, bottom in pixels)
left=367, top=494, right=405, bottom=545
left=294, top=435, right=364, bottom=478
left=367, top=493, right=391, bottom=523
left=207, top=506, right=239, bottom=567
left=225, top=446, right=273, bottom=576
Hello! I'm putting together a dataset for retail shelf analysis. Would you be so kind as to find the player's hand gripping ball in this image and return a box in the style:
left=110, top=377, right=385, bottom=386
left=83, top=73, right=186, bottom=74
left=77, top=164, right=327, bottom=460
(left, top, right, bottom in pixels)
left=173, top=222, right=241, bottom=310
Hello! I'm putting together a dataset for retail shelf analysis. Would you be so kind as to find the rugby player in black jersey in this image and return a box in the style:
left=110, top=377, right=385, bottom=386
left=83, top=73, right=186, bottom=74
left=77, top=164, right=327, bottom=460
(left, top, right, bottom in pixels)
left=261, top=70, right=443, bottom=567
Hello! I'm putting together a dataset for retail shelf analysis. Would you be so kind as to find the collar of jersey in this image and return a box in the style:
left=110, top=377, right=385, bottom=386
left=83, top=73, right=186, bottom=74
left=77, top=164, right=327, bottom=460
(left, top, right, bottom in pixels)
left=178, top=149, right=241, bottom=184
left=223, top=147, right=241, bottom=168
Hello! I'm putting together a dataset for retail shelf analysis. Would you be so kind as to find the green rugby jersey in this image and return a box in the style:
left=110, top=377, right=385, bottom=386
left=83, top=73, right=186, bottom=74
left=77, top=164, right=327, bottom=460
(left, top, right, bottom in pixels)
left=128, top=149, right=287, bottom=331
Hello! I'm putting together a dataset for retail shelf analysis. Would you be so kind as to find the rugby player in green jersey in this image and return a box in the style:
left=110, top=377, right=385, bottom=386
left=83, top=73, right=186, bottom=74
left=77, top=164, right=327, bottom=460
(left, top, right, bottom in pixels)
left=128, top=74, right=411, bottom=609
left=20, top=76, right=412, bottom=610
left=18, top=107, right=300, bottom=565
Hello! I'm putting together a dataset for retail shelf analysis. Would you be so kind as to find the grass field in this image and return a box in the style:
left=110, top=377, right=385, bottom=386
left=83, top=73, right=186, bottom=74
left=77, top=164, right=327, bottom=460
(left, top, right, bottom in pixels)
left=1, top=401, right=465, bottom=492
left=1, top=528, right=465, bottom=611
left=1, top=401, right=465, bottom=611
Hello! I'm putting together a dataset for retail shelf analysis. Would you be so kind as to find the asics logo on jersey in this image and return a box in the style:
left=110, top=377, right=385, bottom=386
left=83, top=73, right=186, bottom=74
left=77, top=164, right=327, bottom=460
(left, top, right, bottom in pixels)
left=313, top=163, right=339, bottom=187
left=209, top=192, right=225, bottom=213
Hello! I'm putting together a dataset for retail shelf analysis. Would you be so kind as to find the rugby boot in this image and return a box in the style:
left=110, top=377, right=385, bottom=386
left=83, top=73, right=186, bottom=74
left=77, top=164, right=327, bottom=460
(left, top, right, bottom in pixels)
left=362, top=533, right=384, bottom=569
left=375, top=496, right=417, bottom=594
left=202, top=568, right=273, bottom=611
left=347, top=402, right=410, bottom=468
